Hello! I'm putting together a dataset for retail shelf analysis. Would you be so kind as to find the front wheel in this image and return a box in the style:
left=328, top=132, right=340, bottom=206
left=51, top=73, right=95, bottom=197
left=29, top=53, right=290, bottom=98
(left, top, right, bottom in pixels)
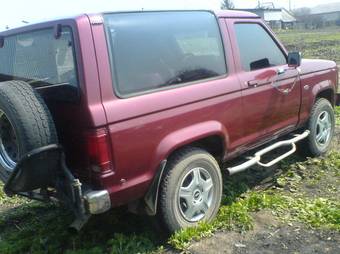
left=303, top=98, right=335, bottom=157
left=159, top=147, right=222, bottom=233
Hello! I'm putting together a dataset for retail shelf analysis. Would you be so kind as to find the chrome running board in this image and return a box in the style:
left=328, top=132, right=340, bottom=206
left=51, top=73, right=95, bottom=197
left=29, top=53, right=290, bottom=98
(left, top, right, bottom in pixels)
left=227, top=130, right=310, bottom=175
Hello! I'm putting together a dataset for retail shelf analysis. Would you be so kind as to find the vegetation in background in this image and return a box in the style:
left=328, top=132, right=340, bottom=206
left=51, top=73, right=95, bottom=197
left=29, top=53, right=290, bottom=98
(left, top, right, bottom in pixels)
left=220, top=0, right=234, bottom=10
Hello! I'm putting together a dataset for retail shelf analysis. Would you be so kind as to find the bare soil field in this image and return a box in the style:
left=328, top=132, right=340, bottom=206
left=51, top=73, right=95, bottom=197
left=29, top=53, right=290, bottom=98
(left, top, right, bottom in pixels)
left=277, top=27, right=340, bottom=65
left=0, top=29, right=339, bottom=254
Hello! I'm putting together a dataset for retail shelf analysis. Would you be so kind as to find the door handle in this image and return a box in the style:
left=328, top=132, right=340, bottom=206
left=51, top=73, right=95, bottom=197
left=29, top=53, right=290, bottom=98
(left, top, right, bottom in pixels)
left=247, top=80, right=258, bottom=87
left=277, top=68, right=286, bottom=75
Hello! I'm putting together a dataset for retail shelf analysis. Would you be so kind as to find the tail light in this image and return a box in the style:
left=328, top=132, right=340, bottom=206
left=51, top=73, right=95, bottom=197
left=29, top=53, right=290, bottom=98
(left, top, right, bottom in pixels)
left=84, top=128, right=114, bottom=174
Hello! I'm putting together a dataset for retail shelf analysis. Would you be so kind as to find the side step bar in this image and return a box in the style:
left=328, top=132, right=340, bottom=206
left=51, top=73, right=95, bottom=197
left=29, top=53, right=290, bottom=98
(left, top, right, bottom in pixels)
left=227, top=130, right=310, bottom=175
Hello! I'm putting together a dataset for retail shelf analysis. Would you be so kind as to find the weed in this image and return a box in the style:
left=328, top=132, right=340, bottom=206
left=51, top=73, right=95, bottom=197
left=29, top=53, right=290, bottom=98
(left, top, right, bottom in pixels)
left=335, top=106, right=340, bottom=126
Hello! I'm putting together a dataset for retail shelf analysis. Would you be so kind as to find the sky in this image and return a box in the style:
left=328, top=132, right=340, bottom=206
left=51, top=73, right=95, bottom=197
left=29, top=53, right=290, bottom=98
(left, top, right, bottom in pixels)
left=1, top=0, right=340, bottom=31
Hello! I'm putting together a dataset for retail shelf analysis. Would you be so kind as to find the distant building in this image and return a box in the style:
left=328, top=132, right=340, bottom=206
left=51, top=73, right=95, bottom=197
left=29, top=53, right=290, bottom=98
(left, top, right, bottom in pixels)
left=237, top=8, right=297, bottom=29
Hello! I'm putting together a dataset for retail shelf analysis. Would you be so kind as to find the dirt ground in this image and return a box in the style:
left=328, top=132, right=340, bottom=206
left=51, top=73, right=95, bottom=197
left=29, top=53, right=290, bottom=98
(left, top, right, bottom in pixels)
left=189, top=211, right=339, bottom=254
left=184, top=126, right=340, bottom=254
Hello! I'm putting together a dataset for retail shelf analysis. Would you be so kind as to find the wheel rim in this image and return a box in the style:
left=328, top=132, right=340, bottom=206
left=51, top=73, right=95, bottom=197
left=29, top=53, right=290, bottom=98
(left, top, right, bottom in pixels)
left=0, top=110, right=18, bottom=172
left=315, top=110, right=332, bottom=148
left=178, top=167, right=214, bottom=222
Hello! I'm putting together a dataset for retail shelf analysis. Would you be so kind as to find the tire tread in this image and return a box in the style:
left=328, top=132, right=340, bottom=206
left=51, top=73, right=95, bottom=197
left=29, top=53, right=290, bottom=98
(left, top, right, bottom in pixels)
left=0, top=80, right=57, bottom=181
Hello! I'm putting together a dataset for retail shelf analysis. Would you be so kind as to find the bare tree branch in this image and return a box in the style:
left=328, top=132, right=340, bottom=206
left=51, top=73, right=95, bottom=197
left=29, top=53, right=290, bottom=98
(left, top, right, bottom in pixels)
left=221, top=0, right=234, bottom=10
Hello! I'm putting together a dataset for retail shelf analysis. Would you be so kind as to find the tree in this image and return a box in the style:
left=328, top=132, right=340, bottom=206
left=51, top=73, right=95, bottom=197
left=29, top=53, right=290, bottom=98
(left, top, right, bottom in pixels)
left=292, top=7, right=324, bottom=29
left=221, top=0, right=234, bottom=10
left=292, top=7, right=311, bottom=17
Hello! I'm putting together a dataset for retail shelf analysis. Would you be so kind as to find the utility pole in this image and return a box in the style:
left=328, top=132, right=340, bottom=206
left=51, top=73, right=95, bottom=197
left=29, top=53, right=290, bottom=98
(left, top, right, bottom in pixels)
left=289, top=0, right=292, bottom=11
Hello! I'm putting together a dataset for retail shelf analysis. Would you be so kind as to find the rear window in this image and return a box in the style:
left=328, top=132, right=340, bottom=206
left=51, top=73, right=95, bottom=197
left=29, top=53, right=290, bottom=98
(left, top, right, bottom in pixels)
left=104, top=11, right=227, bottom=96
left=0, top=27, right=78, bottom=87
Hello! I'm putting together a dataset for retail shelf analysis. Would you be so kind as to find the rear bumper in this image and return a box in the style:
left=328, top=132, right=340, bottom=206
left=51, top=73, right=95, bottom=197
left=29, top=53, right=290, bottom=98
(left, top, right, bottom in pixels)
left=84, top=190, right=111, bottom=214
left=3, top=145, right=111, bottom=228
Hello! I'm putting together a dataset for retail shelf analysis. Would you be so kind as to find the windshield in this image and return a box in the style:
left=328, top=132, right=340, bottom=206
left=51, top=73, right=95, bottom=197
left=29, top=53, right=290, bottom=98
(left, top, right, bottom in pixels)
left=0, top=27, right=78, bottom=87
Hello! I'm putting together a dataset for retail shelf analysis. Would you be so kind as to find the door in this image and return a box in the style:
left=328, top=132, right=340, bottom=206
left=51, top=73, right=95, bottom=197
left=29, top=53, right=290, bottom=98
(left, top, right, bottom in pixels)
left=230, top=21, right=301, bottom=142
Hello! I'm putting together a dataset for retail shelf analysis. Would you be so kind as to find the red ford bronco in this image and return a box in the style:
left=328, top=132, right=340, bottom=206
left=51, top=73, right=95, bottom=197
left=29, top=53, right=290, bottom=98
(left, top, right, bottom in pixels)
left=0, top=10, right=338, bottom=233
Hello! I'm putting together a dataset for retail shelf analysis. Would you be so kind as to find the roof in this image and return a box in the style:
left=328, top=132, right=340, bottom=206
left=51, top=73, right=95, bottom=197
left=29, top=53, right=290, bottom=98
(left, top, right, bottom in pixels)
left=213, top=10, right=259, bottom=18
left=280, top=9, right=296, bottom=22
left=237, top=8, right=283, bottom=12
left=0, top=10, right=259, bottom=34
left=101, top=10, right=259, bottom=19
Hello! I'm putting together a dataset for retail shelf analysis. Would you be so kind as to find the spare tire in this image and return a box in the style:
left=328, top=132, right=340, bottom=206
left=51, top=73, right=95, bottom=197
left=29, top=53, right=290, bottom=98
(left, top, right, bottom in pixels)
left=0, top=80, right=58, bottom=182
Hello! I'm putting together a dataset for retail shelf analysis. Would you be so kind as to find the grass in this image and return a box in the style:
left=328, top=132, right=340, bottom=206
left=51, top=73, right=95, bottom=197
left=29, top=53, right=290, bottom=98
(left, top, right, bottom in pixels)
left=276, top=27, right=340, bottom=64
left=0, top=183, right=28, bottom=207
left=0, top=202, right=165, bottom=254
left=335, top=106, right=340, bottom=125
left=0, top=30, right=339, bottom=254
left=170, top=151, right=340, bottom=250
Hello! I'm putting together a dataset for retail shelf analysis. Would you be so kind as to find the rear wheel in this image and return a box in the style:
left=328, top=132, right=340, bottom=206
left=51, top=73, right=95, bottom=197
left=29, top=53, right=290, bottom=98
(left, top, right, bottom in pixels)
left=0, top=81, right=58, bottom=182
left=303, top=98, right=335, bottom=157
left=159, top=147, right=222, bottom=233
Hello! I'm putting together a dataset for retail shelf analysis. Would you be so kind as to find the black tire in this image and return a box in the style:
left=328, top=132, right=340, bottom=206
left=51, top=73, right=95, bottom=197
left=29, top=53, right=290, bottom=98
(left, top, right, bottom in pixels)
left=159, top=147, right=222, bottom=233
left=302, top=98, right=335, bottom=157
left=0, top=81, right=58, bottom=182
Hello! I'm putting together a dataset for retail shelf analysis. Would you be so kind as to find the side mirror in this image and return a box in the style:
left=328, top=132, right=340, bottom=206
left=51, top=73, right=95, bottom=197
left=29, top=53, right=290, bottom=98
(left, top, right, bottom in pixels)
left=288, top=52, right=301, bottom=68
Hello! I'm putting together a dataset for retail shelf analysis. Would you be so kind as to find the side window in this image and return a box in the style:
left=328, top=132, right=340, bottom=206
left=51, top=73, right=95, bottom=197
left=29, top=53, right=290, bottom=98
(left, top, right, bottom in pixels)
left=104, top=11, right=227, bottom=96
left=234, top=23, right=286, bottom=72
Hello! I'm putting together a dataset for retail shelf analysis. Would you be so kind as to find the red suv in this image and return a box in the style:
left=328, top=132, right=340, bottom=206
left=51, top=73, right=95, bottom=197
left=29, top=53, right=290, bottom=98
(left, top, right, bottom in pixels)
left=0, top=10, right=338, bottom=233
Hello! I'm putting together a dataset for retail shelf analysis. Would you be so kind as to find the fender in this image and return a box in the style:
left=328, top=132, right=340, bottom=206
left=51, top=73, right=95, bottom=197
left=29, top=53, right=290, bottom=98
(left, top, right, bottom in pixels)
left=312, top=81, right=336, bottom=105
left=301, top=80, right=335, bottom=121
left=154, top=120, right=229, bottom=166
left=144, top=121, right=229, bottom=215
left=299, top=70, right=338, bottom=126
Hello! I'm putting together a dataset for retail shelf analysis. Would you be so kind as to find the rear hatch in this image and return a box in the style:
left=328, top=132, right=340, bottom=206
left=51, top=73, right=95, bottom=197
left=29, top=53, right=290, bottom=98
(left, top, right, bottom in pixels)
left=0, top=25, right=94, bottom=184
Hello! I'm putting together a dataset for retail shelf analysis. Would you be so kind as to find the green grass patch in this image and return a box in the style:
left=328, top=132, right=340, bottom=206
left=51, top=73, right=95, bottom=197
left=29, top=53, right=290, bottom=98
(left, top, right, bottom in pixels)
left=0, top=201, right=164, bottom=254
left=289, top=197, right=340, bottom=230
left=335, top=106, right=340, bottom=126
left=0, top=183, right=29, bottom=207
